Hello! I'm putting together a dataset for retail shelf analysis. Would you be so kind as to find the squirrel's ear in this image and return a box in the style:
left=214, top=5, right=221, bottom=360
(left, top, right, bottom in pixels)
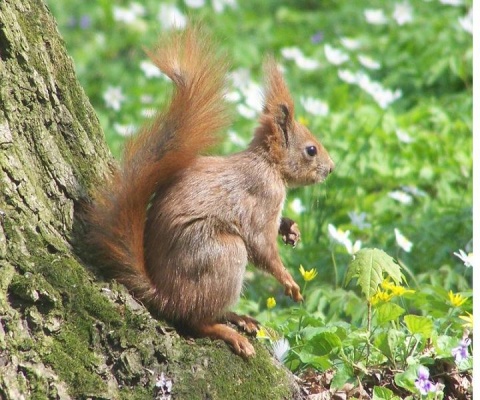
left=275, top=103, right=292, bottom=147
left=262, top=57, right=295, bottom=147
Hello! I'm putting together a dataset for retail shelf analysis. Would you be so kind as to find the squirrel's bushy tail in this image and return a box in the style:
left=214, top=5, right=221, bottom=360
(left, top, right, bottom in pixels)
left=86, top=26, right=230, bottom=297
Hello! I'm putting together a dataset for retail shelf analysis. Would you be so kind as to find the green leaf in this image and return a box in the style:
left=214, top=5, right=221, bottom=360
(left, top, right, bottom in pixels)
left=297, top=350, right=332, bottom=370
left=330, top=363, right=355, bottom=389
left=394, top=365, right=418, bottom=393
left=373, top=386, right=401, bottom=400
left=375, top=302, right=406, bottom=325
left=345, top=248, right=404, bottom=300
left=434, top=335, right=460, bottom=358
left=404, top=315, right=434, bottom=339
left=304, top=332, right=342, bottom=356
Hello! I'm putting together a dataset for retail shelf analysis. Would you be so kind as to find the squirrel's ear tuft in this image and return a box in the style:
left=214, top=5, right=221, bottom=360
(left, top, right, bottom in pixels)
left=262, top=57, right=295, bottom=146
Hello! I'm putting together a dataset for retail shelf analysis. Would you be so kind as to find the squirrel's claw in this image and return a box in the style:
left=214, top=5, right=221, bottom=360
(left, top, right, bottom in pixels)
left=233, top=336, right=256, bottom=358
left=225, top=312, right=259, bottom=335
left=284, top=280, right=303, bottom=302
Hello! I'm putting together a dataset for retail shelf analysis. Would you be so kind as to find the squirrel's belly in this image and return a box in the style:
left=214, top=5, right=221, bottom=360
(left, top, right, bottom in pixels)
left=146, top=224, right=248, bottom=323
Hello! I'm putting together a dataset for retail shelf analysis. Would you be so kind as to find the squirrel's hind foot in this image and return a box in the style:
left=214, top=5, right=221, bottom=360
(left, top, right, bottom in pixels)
left=193, top=322, right=256, bottom=358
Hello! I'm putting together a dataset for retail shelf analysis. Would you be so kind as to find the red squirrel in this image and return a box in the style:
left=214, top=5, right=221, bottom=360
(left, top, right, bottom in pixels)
left=87, top=26, right=334, bottom=358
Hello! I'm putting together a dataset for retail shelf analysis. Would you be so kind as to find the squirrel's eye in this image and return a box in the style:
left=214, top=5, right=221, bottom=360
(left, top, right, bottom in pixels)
left=305, top=146, right=317, bottom=157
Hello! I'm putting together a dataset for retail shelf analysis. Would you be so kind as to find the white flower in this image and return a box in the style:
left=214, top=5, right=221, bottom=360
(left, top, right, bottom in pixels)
left=281, top=47, right=304, bottom=61
left=300, top=97, right=329, bottom=116
left=362, top=83, right=402, bottom=109
left=237, top=104, right=256, bottom=119
left=227, top=130, right=247, bottom=147
left=357, top=77, right=402, bottom=109
left=281, top=47, right=320, bottom=70
left=395, top=129, right=414, bottom=143
left=348, top=211, right=371, bottom=229
left=140, top=60, right=164, bottom=78
left=290, top=198, right=306, bottom=214
left=113, top=123, right=136, bottom=137
left=394, top=228, right=413, bottom=252
left=358, top=55, right=381, bottom=70
left=453, top=249, right=473, bottom=268
left=388, top=190, right=413, bottom=205
left=229, top=68, right=252, bottom=90
left=130, top=3, right=146, bottom=16
left=338, top=70, right=402, bottom=108
left=439, top=0, right=463, bottom=5
left=228, top=69, right=262, bottom=119
left=364, top=9, right=388, bottom=25
left=140, top=108, right=156, bottom=118
left=458, top=9, right=472, bottom=34
left=295, top=55, right=320, bottom=71
left=212, top=0, right=237, bottom=13
left=324, top=44, right=349, bottom=65
left=328, top=223, right=362, bottom=254
left=113, top=7, right=136, bottom=24
left=271, top=338, right=290, bottom=363
left=401, top=185, right=427, bottom=197
left=225, top=91, right=241, bottom=102
left=356, top=73, right=402, bottom=109
left=345, top=239, right=362, bottom=255
left=340, top=37, right=361, bottom=50
left=338, top=69, right=357, bottom=84
left=185, top=0, right=205, bottom=8
left=375, top=88, right=402, bottom=109
left=103, top=86, right=126, bottom=111
left=328, top=224, right=351, bottom=245
left=243, top=82, right=263, bottom=112
left=228, top=69, right=262, bottom=111
left=393, top=2, right=414, bottom=25
left=158, top=4, right=187, bottom=30
left=113, top=3, right=145, bottom=25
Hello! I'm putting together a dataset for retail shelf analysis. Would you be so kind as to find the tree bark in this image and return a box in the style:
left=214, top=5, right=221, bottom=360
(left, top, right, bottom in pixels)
left=0, top=1, right=300, bottom=399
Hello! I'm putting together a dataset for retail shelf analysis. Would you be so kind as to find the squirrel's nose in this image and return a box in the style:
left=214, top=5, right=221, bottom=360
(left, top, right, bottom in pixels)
left=328, top=159, right=335, bottom=175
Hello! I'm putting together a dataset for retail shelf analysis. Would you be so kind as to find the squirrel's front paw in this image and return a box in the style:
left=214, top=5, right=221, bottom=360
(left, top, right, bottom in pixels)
left=279, top=217, right=301, bottom=247
left=284, top=280, right=303, bottom=302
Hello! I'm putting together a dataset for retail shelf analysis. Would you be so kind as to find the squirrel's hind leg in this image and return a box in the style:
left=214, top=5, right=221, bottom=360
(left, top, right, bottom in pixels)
left=192, top=322, right=256, bottom=358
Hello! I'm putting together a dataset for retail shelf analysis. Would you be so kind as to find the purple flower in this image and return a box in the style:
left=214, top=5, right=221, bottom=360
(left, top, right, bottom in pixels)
left=311, top=31, right=324, bottom=44
left=452, top=337, right=471, bottom=363
left=415, top=366, right=436, bottom=395
left=79, top=15, right=92, bottom=29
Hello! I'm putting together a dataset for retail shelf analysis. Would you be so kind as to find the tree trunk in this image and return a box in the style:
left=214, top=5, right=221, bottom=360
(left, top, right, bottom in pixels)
left=0, top=1, right=300, bottom=399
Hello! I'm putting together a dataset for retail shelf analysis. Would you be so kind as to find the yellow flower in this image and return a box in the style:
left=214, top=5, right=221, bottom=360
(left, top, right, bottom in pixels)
left=256, top=326, right=280, bottom=341
left=448, top=290, right=467, bottom=307
left=256, top=327, right=270, bottom=340
left=459, top=312, right=473, bottom=329
left=390, top=286, right=415, bottom=296
left=381, top=278, right=396, bottom=292
left=266, top=297, right=276, bottom=309
left=298, top=116, right=309, bottom=126
left=380, top=278, right=415, bottom=297
left=299, top=265, right=318, bottom=282
left=370, top=290, right=393, bottom=306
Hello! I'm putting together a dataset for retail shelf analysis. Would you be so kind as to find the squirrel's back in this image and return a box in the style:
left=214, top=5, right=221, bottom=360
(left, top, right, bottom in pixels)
left=86, top=26, right=231, bottom=301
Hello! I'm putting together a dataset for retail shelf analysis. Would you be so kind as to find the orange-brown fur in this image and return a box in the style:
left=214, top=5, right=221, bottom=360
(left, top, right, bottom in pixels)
left=86, top=26, right=334, bottom=358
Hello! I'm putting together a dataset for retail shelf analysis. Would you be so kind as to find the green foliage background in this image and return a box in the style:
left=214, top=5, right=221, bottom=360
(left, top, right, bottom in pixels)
left=47, top=0, right=472, bottom=347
